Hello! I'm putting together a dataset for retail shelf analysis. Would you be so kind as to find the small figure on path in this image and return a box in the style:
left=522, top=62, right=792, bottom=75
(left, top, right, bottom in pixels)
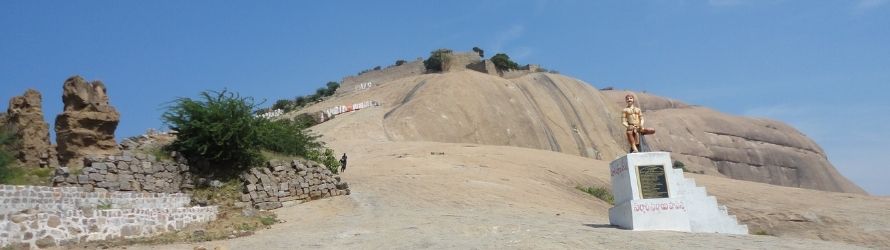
left=622, top=94, right=655, bottom=153
left=339, top=153, right=348, bottom=173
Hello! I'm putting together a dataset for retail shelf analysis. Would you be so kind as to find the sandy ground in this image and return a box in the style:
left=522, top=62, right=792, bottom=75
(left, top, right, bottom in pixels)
left=118, top=108, right=889, bottom=250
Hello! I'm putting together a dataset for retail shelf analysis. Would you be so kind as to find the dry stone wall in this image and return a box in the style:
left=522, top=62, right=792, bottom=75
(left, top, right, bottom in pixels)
left=0, top=185, right=216, bottom=249
left=240, top=159, right=350, bottom=210
left=53, top=153, right=194, bottom=193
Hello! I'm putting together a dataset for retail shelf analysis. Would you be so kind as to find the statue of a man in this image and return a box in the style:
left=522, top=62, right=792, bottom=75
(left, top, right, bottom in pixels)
left=622, top=94, right=654, bottom=153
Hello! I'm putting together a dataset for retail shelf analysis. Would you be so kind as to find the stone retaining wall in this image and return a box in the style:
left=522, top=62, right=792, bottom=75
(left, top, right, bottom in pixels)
left=240, top=159, right=351, bottom=210
left=0, top=185, right=190, bottom=214
left=0, top=185, right=216, bottom=249
left=53, top=152, right=194, bottom=193
left=0, top=206, right=217, bottom=249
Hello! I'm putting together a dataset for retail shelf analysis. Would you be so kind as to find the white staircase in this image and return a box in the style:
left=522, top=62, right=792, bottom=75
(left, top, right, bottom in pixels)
left=669, top=169, right=748, bottom=234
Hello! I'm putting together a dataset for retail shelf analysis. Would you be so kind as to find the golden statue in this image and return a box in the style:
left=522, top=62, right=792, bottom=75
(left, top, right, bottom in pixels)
left=622, top=94, right=654, bottom=153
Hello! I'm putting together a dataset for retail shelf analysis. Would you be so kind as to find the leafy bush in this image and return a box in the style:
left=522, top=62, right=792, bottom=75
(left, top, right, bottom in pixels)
left=0, top=131, right=53, bottom=185
left=293, top=113, right=319, bottom=128
left=257, top=119, right=321, bottom=158
left=325, top=81, right=340, bottom=94
left=0, top=130, right=17, bottom=183
left=577, top=185, right=614, bottom=205
left=307, top=148, right=339, bottom=174
left=491, top=53, right=520, bottom=71
left=163, top=90, right=334, bottom=178
left=271, top=99, right=292, bottom=111
left=163, top=90, right=266, bottom=172
left=673, top=160, right=688, bottom=172
left=294, top=96, right=307, bottom=107
left=423, top=48, right=452, bottom=72
left=260, top=215, right=278, bottom=226
left=395, top=59, right=407, bottom=66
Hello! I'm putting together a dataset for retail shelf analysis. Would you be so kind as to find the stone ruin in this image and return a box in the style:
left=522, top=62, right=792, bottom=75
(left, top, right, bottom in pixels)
left=239, top=159, right=351, bottom=210
left=2, top=89, right=58, bottom=168
left=337, top=50, right=542, bottom=96
left=55, top=76, right=121, bottom=169
left=52, top=152, right=195, bottom=193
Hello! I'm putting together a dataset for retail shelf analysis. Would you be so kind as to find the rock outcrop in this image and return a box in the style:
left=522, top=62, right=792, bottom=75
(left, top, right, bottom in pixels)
left=3, top=89, right=57, bottom=168
left=55, top=76, right=120, bottom=168
left=602, top=91, right=865, bottom=194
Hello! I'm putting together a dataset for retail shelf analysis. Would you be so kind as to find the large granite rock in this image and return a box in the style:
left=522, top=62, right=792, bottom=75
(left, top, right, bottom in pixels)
left=345, top=68, right=864, bottom=194
left=3, top=89, right=57, bottom=168
left=602, top=91, right=865, bottom=194
left=55, top=76, right=120, bottom=168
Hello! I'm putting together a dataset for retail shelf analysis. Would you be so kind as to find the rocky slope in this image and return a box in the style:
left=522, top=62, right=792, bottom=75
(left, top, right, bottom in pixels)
left=296, top=69, right=862, bottom=194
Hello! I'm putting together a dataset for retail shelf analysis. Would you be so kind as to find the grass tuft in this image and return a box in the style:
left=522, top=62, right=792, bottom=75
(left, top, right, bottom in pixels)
left=577, top=185, right=614, bottom=205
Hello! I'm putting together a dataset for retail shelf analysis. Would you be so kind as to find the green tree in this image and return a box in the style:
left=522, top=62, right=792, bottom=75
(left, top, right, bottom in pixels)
left=491, top=53, right=520, bottom=71
left=325, top=81, right=340, bottom=96
left=472, top=47, right=484, bottom=58
left=272, top=99, right=292, bottom=111
left=163, top=90, right=331, bottom=177
left=294, top=96, right=307, bottom=107
left=307, top=148, right=340, bottom=174
left=395, top=59, right=407, bottom=66
left=423, top=48, right=452, bottom=72
left=257, top=119, right=321, bottom=158
left=163, top=90, right=265, bottom=171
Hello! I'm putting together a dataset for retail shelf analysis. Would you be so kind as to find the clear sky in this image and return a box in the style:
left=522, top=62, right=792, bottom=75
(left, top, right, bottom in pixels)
left=2, top=1, right=888, bottom=195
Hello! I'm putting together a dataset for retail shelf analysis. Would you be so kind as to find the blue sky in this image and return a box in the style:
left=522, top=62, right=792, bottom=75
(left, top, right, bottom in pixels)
left=1, top=1, right=888, bottom=195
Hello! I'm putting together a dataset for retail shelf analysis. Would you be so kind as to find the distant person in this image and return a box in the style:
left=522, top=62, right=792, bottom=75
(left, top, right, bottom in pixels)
left=622, top=94, right=655, bottom=153
left=339, top=153, right=348, bottom=173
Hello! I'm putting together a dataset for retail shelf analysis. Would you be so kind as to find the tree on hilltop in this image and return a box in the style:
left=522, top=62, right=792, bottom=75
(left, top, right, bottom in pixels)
left=491, top=53, right=520, bottom=71
left=472, top=47, right=484, bottom=58
left=423, top=48, right=453, bottom=72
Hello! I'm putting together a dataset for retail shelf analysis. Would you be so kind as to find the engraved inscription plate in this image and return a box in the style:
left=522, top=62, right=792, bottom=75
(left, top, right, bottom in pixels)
left=636, top=165, right=669, bottom=199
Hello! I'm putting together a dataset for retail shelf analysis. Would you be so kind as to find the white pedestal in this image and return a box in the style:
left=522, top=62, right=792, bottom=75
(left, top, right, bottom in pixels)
left=608, top=152, right=748, bottom=234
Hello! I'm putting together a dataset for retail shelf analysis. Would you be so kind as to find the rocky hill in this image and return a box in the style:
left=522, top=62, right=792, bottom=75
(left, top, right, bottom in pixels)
left=292, top=59, right=862, bottom=194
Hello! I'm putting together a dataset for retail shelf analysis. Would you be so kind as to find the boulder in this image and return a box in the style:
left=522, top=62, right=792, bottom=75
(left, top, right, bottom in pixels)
left=55, top=76, right=120, bottom=168
left=3, top=89, right=58, bottom=168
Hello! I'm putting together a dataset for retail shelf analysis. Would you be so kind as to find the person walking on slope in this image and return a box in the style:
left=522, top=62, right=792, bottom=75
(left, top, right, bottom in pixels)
left=339, top=153, right=348, bottom=173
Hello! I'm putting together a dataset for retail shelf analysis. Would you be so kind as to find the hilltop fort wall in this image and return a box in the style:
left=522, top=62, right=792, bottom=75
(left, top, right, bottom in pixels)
left=339, top=59, right=425, bottom=95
